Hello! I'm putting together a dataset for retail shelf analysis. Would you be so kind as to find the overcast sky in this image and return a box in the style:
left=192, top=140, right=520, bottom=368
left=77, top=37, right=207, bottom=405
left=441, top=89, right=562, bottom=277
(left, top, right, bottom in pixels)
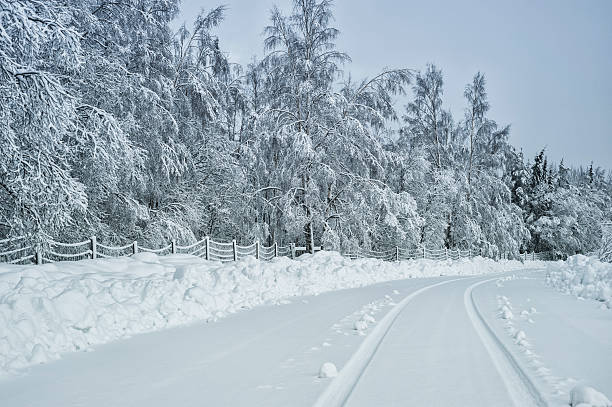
left=173, top=0, right=612, bottom=170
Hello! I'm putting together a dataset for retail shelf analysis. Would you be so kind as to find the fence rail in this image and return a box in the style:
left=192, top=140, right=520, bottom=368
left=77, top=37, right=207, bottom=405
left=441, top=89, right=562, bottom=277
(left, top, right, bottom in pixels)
left=345, top=247, right=547, bottom=262
left=0, top=235, right=548, bottom=265
left=0, top=236, right=324, bottom=265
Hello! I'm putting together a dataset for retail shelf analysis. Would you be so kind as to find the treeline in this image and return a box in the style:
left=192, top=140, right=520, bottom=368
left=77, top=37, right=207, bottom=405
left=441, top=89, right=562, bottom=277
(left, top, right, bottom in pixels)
left=1, top=0, right=610, bottom=258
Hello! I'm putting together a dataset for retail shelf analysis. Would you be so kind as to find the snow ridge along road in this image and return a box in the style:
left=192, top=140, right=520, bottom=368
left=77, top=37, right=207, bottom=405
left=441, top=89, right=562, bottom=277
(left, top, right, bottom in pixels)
left=313, top=277, right=465, bottom=407
left=464, top=278, right=547, bottom=407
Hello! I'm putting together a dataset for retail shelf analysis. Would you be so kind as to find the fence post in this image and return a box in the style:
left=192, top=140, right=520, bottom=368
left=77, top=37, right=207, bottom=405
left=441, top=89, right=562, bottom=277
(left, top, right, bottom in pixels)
left=132, top=241, right=138, bottom=255
left=205, top=237, right=210, bottom=260
left=36, top=246, right=42, bottom=265
left=309, top=227, right=315, bottom=254
left=290, top=243, right=296, bottom=259
left=396, top=246, right=399, bottom=262
left=90, top=236, right=97, bottom=259
left=232, top=239, right=237, bottom=261
left=423, top=247, right=426, bottom=259
left=255, top=240, right=260, bottom=259
left=445, top=247, right=448, bottom=260
left=171, top=239, right=176, bottom=254
left=532, top=252, right=535, bottom=261
left=274, top=242, right=278, bottom=258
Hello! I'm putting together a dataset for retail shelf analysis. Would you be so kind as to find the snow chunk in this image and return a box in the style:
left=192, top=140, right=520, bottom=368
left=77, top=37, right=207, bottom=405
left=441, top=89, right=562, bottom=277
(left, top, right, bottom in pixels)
left=570, top=385, right=612, bottom=407
left=500, top=306, right=514, bottom=320
left=360, top=314, right=376, bottom=324
left=353, top=320, right=368, bottom=331
left=318, top=362, right=338, bottom=378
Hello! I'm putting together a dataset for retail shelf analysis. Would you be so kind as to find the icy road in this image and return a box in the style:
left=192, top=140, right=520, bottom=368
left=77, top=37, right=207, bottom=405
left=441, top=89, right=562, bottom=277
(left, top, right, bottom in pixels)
left=1, top=271, right=611, bottom=407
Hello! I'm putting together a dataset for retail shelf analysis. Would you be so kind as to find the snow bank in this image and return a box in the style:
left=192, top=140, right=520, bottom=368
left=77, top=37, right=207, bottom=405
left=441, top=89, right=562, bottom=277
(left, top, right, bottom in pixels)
left=546, top=255, right=612, bottom=308
left=570, top=385, right=612, bottom=407
left=0, top=251, right=530, bottom=375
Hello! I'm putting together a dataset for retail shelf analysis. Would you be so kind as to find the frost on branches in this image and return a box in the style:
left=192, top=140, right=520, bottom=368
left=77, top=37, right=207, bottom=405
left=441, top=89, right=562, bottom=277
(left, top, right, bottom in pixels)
left=0, top=0, right=610, bottom=258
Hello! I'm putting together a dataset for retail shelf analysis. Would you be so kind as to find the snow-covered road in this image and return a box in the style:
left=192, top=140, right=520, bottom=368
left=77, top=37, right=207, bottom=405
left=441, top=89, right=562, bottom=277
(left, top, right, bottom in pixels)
left=1, top=269, right=610, bottom=407
left=0, top=277, right=445, bottom=406
left=342, top=277, right=541, bottom=407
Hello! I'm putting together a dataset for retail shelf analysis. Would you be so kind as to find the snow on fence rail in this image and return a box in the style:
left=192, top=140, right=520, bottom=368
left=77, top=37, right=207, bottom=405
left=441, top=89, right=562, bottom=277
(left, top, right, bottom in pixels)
left=0, top=236, right=323, bottom=265
left=0, top=234, right=548, bottom=265
left=344, top=247, right=547, bottom=262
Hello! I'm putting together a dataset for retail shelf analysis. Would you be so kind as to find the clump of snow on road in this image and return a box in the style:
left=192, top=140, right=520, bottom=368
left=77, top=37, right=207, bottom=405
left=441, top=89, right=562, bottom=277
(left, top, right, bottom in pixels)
left=318, top=362, right=338, bottom=378
left=0, top=251, right=532, bottom=375
left=570, top=385, right=612, bottom=407
left=546, top=255, right=612, bottom=308
left=497, top=291, right=578, bottom=399
left=360, top=313, right=375, bottom=324
left=353, top=320, right=368, bottom=332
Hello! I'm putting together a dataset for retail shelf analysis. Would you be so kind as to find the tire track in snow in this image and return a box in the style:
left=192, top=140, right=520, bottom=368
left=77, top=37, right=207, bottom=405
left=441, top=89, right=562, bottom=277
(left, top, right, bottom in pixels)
left=464, top=278, right=548, bottom=407
left=312, top=277, right=465, bottom=407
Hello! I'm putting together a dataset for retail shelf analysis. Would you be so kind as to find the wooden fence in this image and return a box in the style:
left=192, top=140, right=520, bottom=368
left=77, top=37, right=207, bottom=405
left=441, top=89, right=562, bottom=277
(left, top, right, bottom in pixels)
left=344, top=247, right=548, bottom=262
left=0, top=235, right=547, bottom=265
left=0, top=235, right=324, bottom=265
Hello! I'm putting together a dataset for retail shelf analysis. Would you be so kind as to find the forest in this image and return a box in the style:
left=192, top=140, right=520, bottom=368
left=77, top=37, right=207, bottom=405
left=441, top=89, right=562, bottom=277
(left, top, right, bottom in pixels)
left=1, top=0, right=611, bottom=259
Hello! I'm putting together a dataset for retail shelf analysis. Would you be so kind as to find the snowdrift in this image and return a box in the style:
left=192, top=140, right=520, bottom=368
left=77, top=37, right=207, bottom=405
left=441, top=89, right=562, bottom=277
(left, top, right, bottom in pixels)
left=546, top=255, right=612, bottom=308
left=0, top=251, right=531, bottom=375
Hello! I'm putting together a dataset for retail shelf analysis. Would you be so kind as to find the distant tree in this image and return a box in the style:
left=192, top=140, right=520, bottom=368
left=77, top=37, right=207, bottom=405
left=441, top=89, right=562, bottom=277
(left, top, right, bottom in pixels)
left=558, top=159, right=569, bottom=188
left=404, top=64, right=446, bottom=170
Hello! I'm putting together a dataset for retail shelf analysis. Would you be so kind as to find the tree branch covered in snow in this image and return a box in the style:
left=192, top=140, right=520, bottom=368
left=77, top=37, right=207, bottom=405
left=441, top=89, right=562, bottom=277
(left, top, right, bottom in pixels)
left=0, top=0, right=610, bottom=257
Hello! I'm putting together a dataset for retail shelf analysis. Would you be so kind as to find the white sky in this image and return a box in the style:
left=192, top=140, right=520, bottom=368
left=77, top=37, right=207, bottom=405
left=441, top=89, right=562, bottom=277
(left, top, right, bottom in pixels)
left=173, top=0, right=612, bottom=170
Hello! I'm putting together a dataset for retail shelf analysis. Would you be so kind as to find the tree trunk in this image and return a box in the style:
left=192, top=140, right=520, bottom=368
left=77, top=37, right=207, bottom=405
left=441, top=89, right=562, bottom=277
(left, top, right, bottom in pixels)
left=467, top=113, right=475, bottom=201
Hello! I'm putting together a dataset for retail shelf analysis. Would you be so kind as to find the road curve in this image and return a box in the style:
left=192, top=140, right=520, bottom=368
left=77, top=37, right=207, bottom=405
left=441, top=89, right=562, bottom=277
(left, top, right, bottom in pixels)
left=313, top=278, right=464, bottom=407
left=340, top=277, right=543, bottom=407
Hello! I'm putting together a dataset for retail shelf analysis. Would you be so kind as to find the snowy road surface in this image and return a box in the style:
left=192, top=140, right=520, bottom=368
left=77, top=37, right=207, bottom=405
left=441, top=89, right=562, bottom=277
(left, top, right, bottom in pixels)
left=342, top=277, right=541, bottom=407
left=1, top=270, right=611, bottom=407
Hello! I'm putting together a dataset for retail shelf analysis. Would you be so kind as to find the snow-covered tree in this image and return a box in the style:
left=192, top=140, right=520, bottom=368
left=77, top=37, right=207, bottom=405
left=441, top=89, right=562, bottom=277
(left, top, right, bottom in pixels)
left=0, top=0, right=609, bottom=260
left=242, top=0, right=417, bottom=250
left=0, top=0, right=87, bottom=239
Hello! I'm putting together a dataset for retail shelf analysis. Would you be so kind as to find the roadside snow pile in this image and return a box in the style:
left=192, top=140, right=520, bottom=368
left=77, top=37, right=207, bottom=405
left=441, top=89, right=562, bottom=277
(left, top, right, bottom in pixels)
left=546, top=255, right=612, bottom=307
left=570, top=385, right=612, bottom=407
left=0, top=251, right=531, bottom=375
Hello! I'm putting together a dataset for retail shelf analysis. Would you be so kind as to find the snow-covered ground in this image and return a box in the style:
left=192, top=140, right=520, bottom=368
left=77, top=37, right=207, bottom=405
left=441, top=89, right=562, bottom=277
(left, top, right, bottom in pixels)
left=477, top=273, right=612, bottom=406
left=0, top=277, right=449, bottom=406
left=1, top=253, right=611, bottom=407
left=0, top=251, right=530, bottom=375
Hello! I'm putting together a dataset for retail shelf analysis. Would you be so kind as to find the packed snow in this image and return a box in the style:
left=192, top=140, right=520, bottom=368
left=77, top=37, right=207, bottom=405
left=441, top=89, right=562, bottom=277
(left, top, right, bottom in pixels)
left=483, top=273, right=612, bottom=406
left=546, top=255, right=612, bottom=308
left=0, top=252, right=534, bottom=375
left=570, top=385, right=612, bottom=407
left=2, top=265, right=611, bottom=407
left=318, top=362, right=338, bottom=379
